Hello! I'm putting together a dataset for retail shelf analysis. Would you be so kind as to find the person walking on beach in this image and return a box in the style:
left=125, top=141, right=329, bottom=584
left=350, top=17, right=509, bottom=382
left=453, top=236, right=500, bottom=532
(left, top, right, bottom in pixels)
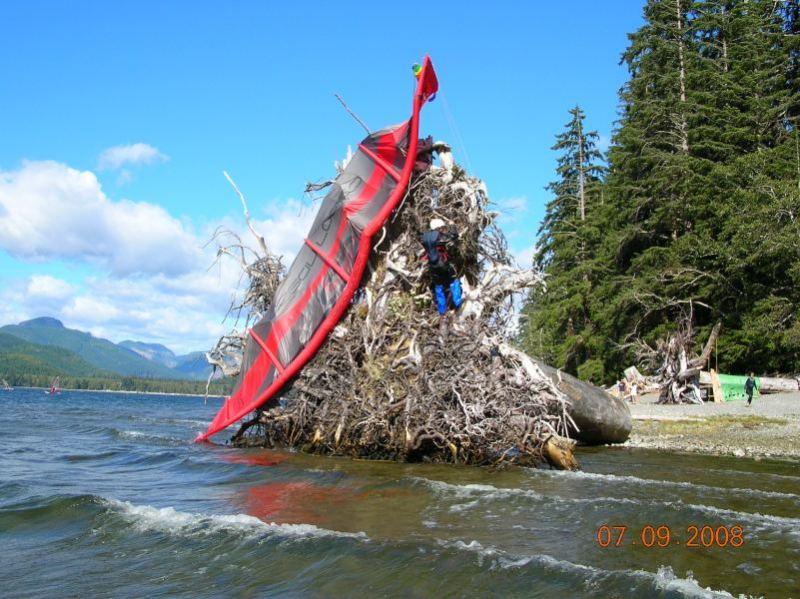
left=744, top=373, right=757, bottom=406
left=629, top=381, right=639, bottom=404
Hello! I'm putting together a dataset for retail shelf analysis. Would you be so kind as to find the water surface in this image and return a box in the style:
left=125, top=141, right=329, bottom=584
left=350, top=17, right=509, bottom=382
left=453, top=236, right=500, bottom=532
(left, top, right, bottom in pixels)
left=1, top=389, right=797, bottom=597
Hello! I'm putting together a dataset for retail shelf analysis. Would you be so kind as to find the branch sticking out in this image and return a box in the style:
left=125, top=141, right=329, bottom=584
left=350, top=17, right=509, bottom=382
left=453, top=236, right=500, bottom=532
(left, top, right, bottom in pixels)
left=334, top=93, right=371, bottom=135
left=223, top=170, right=269, bottom=257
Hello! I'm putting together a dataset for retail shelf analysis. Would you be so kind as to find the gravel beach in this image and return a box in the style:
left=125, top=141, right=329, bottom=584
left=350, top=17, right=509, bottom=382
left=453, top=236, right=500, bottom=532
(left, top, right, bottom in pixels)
left=623, top=391, right=800, bottom=459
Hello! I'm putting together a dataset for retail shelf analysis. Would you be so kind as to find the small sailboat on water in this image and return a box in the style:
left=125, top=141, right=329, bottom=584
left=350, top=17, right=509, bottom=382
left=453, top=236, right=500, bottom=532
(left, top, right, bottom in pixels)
left=1, top=379, right=12, bottom=391
left=46, top=376, right=61, bottom=395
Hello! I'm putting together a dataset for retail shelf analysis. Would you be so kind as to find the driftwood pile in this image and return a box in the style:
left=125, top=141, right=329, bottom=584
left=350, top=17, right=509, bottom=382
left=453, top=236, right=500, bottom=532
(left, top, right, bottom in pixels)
left=636, top=321, right=721, bottom=404
left=209, top=145, right=578, bottom=469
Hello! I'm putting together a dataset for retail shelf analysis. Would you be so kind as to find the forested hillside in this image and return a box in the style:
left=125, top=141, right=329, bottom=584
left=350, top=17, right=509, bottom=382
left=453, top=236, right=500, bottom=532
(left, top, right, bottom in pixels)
left=521, top=0, right=800, bottom=383
left=0, top=331, right=234, bottom=394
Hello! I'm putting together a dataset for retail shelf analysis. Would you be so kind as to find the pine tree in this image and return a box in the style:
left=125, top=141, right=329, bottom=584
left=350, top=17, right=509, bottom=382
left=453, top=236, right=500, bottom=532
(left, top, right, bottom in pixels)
left=521, top=106, right=605, bottom=379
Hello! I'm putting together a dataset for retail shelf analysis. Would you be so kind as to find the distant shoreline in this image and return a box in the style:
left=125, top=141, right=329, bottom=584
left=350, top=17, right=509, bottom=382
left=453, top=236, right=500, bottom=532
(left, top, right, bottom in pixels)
left=5, top=386, right=225, bottom=399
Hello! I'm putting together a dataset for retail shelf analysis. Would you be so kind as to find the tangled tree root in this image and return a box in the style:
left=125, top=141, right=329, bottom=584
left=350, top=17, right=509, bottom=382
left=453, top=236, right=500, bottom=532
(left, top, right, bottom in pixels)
left=212, top=145, right=578, bottom=469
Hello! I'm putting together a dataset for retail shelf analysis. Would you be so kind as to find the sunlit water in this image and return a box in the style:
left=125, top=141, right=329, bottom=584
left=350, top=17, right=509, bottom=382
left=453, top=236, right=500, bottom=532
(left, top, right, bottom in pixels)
left=0, top=388, right=797, bottom=597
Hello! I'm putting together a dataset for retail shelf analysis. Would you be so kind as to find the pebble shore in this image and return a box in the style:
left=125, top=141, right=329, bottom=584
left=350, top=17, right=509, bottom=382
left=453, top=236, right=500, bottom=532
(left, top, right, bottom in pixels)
left=622, top=391, right=800, bottom=459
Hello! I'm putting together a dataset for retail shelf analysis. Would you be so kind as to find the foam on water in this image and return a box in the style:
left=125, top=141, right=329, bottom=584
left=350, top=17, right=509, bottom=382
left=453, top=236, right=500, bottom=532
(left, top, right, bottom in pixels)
left=436, top=538, right=749, bottom=598
left=114, top=429, right=187, bottom=446
left=415, top=476, right=800, bottom=536
left=412, top=477, right=543, bottom=500
left=414, top=476, right=638, bottom=506
left=104, top=498, right=369, bottom=542
left=534, top=468, right=800, bottom=502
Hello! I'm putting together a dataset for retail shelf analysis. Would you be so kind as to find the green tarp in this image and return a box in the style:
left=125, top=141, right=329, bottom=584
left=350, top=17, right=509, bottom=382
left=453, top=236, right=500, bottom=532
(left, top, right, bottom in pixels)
left=717, top=374, right=760, bottom=402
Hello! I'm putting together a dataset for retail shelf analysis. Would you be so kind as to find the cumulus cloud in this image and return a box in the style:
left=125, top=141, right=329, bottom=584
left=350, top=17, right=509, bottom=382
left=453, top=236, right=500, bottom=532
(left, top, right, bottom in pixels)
left=0, top=159, right=321, bottom=352
left=97, top=143, right=168, bottom=171
left=64, top=269, right=237, bottom=352
left=1, top=267, right=239, bottom=353
left=26, top=274, right=75, bottom=299
left=0, top=160, right=202, bottom=276
left=251, top=199, right=317, bottom=262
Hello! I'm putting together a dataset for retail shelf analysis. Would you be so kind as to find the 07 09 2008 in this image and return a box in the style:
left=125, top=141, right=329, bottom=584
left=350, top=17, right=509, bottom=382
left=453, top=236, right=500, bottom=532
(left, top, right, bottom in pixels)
left=595, top=524, right=744, bottom=548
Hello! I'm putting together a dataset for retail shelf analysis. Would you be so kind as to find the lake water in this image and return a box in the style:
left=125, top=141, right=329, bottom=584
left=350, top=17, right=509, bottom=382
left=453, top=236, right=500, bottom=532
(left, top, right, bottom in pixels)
left=0, top=389, right=797, bottom=597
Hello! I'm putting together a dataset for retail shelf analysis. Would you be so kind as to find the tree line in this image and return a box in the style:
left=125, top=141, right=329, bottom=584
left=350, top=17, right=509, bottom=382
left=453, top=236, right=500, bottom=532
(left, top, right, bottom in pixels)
left=521, top=0, right=800, bottom=383
left=1, top=366, right=234, bottom=395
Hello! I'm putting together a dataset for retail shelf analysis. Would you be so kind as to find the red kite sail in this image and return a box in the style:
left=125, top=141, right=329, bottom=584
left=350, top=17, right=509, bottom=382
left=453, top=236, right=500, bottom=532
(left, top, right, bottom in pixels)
left=198, top=56, right=439, bottom=441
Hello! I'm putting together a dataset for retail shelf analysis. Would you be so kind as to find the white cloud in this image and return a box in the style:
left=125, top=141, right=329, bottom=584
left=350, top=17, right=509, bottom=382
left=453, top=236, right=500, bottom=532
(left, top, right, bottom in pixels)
left=511, top=243, right=537, bottom=269
left=26, top=274, right=75, bottom=299
left=0, top=160, right=320, bottom=353
left=97, top=143, right=168, bottom=170
left=62, top=295, right=121, bottom=322
left=0, top=160, right=201, bottom=276
left=251, top=199, right=317, bottom=262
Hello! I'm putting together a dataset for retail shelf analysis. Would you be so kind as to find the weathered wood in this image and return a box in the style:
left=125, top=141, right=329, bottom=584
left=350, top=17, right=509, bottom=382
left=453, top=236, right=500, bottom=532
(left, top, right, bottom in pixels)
left=677, top=367, right=701, bottom=382
left=759, top=376, right=800, bottom=393
left=710, top=369, right=724, bottom=403
left=533, top=360, right=631, bottom=445
left=689, top=321, right=721, bottom=368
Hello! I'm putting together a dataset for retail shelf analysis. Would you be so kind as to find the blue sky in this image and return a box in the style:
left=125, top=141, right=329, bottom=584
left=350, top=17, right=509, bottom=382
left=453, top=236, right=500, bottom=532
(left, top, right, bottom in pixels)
left=0, top=1, right=644, bottom=353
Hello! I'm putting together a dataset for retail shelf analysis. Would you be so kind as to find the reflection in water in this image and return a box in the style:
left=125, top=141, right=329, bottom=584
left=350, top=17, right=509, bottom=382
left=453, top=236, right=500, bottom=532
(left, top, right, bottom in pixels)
left=221, top=449, right=292, bottom=468
left=241, top=481, right=354, bottom=526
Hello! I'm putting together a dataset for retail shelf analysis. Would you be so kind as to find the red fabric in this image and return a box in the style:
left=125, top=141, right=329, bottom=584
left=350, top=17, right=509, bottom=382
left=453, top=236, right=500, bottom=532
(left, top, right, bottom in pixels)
left=198, top=56, right=438, bottom=442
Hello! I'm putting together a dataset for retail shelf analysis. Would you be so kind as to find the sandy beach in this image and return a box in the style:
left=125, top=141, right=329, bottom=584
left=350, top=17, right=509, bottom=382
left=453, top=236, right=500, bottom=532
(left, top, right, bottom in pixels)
left=623, top=391, right=800, bottom=459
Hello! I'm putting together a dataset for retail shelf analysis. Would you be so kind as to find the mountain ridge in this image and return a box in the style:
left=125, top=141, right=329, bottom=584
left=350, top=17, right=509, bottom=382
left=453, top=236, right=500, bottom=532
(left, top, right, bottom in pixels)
left=0, top=317, right=211, bottom=380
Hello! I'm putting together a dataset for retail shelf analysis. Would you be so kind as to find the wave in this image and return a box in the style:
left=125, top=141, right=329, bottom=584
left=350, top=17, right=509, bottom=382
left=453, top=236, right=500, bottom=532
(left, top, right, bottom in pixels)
left=411, top=478, right=544, bottom=501
left=436, top=539, right=746, bottom=598
left=0, top=493, right=370, bottom=547
left=103, top=498, right=369, bottom=542
left=413, top=477, right=800, bottom=534
left=413, top=477, right=638, bottom=506
left=112, top=429, right=188, bottom=447
left=531, top=468, right=800, bottom=502
left=122, top=414, right=210, bottom=428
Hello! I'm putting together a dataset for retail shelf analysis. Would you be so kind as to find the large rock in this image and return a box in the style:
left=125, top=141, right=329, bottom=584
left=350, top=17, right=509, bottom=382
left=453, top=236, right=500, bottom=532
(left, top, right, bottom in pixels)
left=533, top=360, right=631, bottom=445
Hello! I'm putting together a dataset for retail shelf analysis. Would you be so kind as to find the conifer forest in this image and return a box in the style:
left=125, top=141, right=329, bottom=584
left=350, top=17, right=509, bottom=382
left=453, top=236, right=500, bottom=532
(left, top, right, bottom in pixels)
left=520, top=0, right=800, bottom=384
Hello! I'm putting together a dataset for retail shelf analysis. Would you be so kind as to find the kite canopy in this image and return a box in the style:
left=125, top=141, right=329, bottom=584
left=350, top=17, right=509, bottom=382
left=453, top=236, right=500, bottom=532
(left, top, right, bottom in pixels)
left=198, top=56, right=439, bottom=441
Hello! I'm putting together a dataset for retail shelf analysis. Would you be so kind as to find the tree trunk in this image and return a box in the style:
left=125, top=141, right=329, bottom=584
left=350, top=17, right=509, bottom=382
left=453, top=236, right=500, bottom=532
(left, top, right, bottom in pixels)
left=676, top=0, right=689, bottom=153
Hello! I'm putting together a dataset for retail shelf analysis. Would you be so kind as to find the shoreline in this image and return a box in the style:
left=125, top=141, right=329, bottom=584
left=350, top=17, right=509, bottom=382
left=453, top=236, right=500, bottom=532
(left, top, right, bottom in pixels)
left=3, top=386, right=225, bottom=399
left=620, top=390, right=800, bottom=460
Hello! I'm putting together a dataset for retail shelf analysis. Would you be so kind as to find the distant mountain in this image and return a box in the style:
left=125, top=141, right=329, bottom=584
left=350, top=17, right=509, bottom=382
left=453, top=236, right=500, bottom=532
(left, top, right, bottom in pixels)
left=0, top=332, right=109, bottom=378
left=119, top=340, right=179, bottom=368
left=119, top=341, right=212, bottom=380
left=1, top=318, right=187, bottom=379
left=20, top=316, right=65, bottom=329
left=0, top=317, right=213, bottom=381
left=174, top=351, right=213, bottom=380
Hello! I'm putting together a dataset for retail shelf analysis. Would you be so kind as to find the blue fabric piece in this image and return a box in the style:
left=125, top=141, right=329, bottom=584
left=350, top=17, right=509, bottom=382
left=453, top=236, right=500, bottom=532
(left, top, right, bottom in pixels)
left=450, top=278, right=462, bottom=308
left=434, top=284, right=448, bottom=315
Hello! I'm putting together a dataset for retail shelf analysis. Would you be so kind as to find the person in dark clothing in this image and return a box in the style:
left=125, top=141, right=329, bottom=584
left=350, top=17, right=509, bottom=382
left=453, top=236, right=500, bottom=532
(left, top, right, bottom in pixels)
left=420, top=218, right=463, bottom=315
left=744, top=373, right=757, bottom=406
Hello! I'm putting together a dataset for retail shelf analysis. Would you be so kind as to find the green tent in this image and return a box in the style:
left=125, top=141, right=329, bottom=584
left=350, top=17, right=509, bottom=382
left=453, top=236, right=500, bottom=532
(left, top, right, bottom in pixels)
left=716, top=374, right=760, bottom=402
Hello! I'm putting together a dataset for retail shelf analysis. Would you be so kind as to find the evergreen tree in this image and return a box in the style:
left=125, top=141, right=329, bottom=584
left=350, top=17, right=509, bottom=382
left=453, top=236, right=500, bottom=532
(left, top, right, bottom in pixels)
left=522, top=0, right=800, bottom=382
left=521, top=106, right=605, bottom=379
